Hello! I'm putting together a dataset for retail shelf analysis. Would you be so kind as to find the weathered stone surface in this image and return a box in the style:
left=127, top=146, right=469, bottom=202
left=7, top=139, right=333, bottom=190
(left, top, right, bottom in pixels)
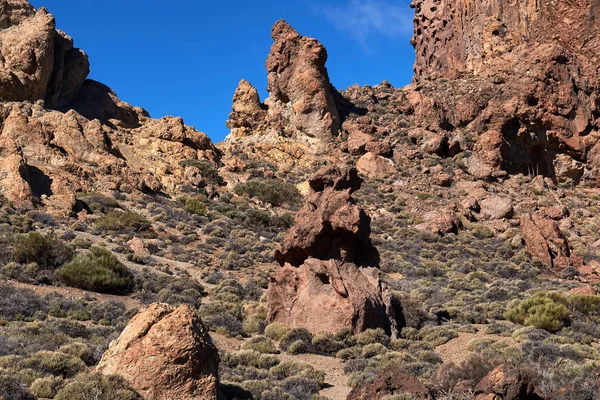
left=275, top=165, right=378, bottom=268
left=472, top=365, right=542, bottom=400
left=0, top=2, right=221, bottom=213
left=269, top=165, right=397, bottom=335
left=267, top=258, right=395, bottom=335
left=479, top=196, right=514, bottom=220
left=97, top=303, right=219, bottom=400
left=347, top=366, right=433, bottom=400
left=356, top=152, right=395, bottom=179
left=222, top=20, right=343, bottom=169
left=520, top=211, right=573, bottom=272
left=266, top=19, right=340, bottom=141
left=416, top=206, right=461, bottom=236
left=408, top=0, right=600, bottom=185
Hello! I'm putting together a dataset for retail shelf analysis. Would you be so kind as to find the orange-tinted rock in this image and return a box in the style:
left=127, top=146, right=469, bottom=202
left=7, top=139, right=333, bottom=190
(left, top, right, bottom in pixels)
left=472, top=365, right=541, bottom=400
left=347, top=366, right=433, bottom=400
left=520, top=212, right=573, bottom=272
left=356, top=152, right=396, bottom=179
left=269, top=165, right=398, bottom=336
left=97, top=303, right=219, bottom=400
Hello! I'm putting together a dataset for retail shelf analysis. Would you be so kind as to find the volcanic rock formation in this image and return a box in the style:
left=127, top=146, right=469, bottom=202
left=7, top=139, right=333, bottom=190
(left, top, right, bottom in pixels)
left=0, top=1, right=220, bottom=214
left=267, top=165, right=398, bottom=336
left=97, top=303, right=220, bottom=400
left=347, top=366, right=433, bottom=400
left=222, top=19, right=342, bottom=168
left=407, top=0, right=600, bottom=185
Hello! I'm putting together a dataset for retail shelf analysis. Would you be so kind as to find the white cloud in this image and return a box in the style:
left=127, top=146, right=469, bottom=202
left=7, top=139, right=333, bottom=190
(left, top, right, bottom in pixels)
left=319, top=0, right=414, bottom=48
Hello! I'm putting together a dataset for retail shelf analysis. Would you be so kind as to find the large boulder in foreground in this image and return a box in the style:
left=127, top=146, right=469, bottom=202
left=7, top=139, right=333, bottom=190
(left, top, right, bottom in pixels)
left=347, top=366, right=433, bottom=400
left=97, top=303, right=219, bottom=400
left=268, top=166, right=397, bottom=336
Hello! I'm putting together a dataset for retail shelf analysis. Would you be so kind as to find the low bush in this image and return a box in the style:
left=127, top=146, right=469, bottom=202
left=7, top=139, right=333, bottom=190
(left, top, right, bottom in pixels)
left=30, top=375, right=64, bottom=398
left=76, top=193, right=120, bottom=213
left=505, top=292, right=571, bottom=332
left=279, top=328, right=313, bottom=353
left=13, top=232, right=73, bottom=270
left=179, top=159, right=222, bottom=184
left=56, top=247, right=134, bottom=294
left=184, top=197, right=207, bottom=216
left=264, top=322, right=291, bottom=342
left=25, top=350, right=86, bottom=378
left=241, top=336, right=279, bottom=354
left=96, top=210, right=151, bottom=233
left=234, top=179, right=301, bottom=207
left=55, top=373, right=141, bottom=400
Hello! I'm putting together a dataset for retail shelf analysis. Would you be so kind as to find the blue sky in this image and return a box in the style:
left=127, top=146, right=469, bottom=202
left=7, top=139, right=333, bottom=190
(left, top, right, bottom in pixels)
left=30, top=0, right=416, bottom=142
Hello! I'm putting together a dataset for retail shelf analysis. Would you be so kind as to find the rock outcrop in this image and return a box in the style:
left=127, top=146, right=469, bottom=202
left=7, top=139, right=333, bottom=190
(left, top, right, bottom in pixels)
left=97, top=303, right=220, bottom=400
left=267, top=166, right=398, bottom=336
left=520, top=210, right=577, bottom=272
left=0, top=1, right=220, bottom=214
left=222, top=19, right=342, bottom=168
left=347, top=366, right=433, bottom=400
left=406, top=0, right=600, bottom=185
left=472, top=365, right=542, bottom=400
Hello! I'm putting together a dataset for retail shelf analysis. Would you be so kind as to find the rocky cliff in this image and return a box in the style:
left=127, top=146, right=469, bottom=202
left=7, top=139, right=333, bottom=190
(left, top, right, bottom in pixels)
left=0, top=1, right=220, bottom=215
left=407, top=0, right=600, bottom=185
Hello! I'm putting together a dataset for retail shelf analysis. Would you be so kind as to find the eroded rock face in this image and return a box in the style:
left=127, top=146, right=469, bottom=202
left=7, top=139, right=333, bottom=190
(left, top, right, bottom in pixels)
left=222, top=20, right=342, bottom=168
left=408, top=0, right=600, bottom=185
left=347, top=366, right=433, bottom=400
left=97, top=303, right=219, bottom=400
left=0, top=1, right=220, bottom=214
left=266, top=19, right=340, bottom=141
left=472, top=365, right=542, bottom=400
left=268, top=166, right=397, bottom=335
left=275, top=165, right=378, bottom=268
left=520, top=211, right=575, bottom=272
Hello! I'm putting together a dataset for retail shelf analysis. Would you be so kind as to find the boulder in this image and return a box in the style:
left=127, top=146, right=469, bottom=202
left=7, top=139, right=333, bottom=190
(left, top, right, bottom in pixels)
left=479, top=196, right=514, bottom=220
left=472, top=365, right=542, bottom=400
left=267, top=258, right=395, bottom=335
left=269, top=165, right=398, bottom=336
left=347, top=366, right=433, bottom=400
left=520, top=211, right=573, bottom=271
left=416, top=207, right=461, bottom=235
left=356, top=152, right=396, bottom=179
left=275, top=165, right=379, bottom=268
left=97, top=303, right=219, bottom=400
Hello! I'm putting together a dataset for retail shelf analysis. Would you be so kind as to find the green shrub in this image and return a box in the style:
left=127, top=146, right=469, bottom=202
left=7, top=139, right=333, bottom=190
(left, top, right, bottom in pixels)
left=505, top=292, right=571, bottom=332
left=55, top=373, right=141, bottom=400
left=265, top=322, right=291, bottom=341
left=234, top=179, right=301, bottom=207
left=241, top=336, right=279, bottom=354
left=184, top=197, right=207, bottom=216
left=96, top=210, right=151, bottom=233
left=25, top=351, right=86, bottom=378
left=30, top=375, right=64, bottom=398
left=76, top=193, right=120, bottom=213
left=56, top=247, right=134, bottom=294
left=13, top=232, right=73, bottom=269
left=279, top=328, right=313, bottom=353
left=356, top=328, right=390, bottom=346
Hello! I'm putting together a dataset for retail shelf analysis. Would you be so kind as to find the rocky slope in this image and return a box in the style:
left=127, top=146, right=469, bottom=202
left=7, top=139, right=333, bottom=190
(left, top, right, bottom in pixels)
left=0, top=0, right=219, bottom=215
left=1, top=1, right=600, bottom=400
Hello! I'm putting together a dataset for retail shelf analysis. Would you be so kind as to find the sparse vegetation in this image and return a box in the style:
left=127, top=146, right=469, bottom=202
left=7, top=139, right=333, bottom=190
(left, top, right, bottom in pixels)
left=234, top=179, right=301, bottom=207
left=56, top=247, right=134, bottom=294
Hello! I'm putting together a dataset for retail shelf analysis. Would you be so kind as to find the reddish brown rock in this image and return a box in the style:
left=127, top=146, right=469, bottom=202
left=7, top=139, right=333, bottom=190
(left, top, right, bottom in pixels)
left=0, top=2, right=221, bottom=213
left=356, top=152, right=395, bottom=179
left=479, top=196, right=514, bottom=220
left=269, top=165, right=397, bottom=336
left=416, top=206, right=461, bottom=236
left=97, top=303, right=219, bottom=400
left=520, top=212, right=573, bottom=272
left=265, top=19, right=340, bottom=141
left=347, top=366, right=433, bottom=400
left=408, top=0, right=600, bottom=185
left=472, top=365, right=541, bottom=400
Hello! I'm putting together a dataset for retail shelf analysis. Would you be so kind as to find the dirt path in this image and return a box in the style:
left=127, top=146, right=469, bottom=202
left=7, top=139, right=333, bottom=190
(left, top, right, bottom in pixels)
left=210, top=333, right=351, bottom=400
left=436, top=331, right=516, bottom=364
left=4, top=279, right=144, bottom=310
